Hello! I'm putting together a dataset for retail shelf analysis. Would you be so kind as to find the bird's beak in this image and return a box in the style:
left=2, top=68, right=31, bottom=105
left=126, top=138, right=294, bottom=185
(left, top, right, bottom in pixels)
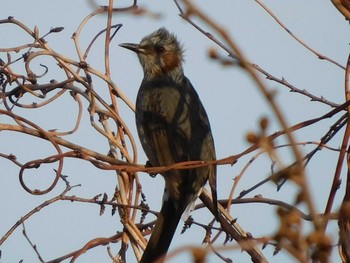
left=119, top=43, right=145, bottom=54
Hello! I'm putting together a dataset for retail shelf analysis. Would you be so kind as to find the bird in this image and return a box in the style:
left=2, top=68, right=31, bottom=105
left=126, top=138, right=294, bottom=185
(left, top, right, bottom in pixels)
left=120, top=28, right=217, bottom=263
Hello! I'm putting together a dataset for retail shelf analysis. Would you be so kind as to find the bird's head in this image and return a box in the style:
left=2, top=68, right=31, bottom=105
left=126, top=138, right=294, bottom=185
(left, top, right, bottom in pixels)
left=120, top=28, right=184, bottom=81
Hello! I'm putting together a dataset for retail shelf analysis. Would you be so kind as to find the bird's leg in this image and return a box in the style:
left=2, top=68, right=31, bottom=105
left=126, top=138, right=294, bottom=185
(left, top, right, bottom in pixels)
left=145, top=160, right=158, bottom=178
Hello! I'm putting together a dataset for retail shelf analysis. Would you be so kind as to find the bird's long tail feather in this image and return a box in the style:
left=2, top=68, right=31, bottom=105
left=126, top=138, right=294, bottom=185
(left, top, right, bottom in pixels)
left=140, top=198, right=184, bottom=263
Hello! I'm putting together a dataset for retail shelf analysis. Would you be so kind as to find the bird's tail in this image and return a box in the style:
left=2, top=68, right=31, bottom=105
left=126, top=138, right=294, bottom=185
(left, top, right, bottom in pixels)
left=140, top=198, right=184, bottom=263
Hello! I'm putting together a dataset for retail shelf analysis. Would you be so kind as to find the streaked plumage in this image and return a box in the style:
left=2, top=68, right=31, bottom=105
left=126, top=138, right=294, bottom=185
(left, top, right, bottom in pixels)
left=120, top=28, right=217, bottom=263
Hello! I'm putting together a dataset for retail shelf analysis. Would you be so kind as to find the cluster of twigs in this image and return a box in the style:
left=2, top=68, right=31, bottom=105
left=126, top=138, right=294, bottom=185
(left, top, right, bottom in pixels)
left=0, top=2, right=147, bottom=262
left=1, top=1, right=350, bottom=262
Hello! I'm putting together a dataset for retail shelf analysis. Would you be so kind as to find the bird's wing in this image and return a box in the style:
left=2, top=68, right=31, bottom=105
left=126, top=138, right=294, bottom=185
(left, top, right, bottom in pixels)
left=184, top=78, right=218, bottom=218
left=137, top=87, right=189, bottom=167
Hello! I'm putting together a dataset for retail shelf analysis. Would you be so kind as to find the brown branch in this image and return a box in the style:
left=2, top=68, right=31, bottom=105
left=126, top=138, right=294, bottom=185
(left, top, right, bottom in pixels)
left=0, top=180, right=80, bottom=246
left=200, top=189, right=267, bottom=263
left=255, top=0, right=345, bottom=70
left=253, top=64, right=340, bottom=108
left=1, top=100, right=349, bottom=184
left=22, top=222, right=45, bottom=263
left=323, top=52, right=350, bottom=230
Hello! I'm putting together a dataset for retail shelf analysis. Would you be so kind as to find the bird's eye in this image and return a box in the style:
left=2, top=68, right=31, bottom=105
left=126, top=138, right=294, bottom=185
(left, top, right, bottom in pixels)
left=155, top=46, right=165, bottom=53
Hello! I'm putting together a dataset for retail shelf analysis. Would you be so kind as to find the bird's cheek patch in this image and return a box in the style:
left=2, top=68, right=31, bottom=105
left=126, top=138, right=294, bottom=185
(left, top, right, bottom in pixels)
left=163, top=52, right=180, bottom=72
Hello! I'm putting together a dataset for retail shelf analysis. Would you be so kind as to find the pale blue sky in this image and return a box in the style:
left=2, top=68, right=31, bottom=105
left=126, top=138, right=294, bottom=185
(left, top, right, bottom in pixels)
left=1, top=1, right=349, bottom=262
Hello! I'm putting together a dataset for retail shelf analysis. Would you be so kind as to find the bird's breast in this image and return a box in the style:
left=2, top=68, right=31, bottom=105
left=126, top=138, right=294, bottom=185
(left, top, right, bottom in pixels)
left=136, top=85, right=190, bottom=125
